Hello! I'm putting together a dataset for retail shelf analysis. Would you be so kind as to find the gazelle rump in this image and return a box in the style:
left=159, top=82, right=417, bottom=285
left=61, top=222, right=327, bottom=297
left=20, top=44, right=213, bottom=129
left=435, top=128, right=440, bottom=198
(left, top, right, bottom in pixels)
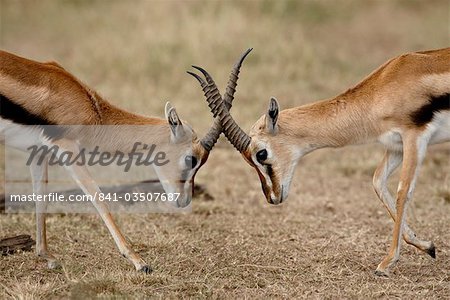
left=197, top=47, right=450, bottom=276
left=0, top=49, right=251, bottom=272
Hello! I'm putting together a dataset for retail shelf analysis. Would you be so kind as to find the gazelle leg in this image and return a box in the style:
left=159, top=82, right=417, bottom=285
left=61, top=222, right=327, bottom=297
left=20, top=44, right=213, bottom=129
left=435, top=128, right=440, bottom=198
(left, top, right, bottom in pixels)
left=30, top=157, right=61, bottom=269
left=375, top=133, right=428, bottom=276
left=373, top=150, right=434, bottom=256
left=51, top=139, right=151, bottom=273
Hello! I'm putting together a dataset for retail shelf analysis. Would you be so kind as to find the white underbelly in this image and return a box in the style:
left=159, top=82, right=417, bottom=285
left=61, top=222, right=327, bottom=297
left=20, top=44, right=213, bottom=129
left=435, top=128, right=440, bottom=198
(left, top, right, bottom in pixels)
left=428, top=111, right=450, bottom=145
left=377, top=129, right=403, bottom=151
left=377, top=111, right=450, bottom=151
left=0, top=117, right=47, bottom=151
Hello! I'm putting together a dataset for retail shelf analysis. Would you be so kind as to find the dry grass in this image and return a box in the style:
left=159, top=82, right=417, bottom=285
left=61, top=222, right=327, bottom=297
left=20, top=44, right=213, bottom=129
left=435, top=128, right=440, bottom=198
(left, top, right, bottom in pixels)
left=0, top=0, right=449, bottom=298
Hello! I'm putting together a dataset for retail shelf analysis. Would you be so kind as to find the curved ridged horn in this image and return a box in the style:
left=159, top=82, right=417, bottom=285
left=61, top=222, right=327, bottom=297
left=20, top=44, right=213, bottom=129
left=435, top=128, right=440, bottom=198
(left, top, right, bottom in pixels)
left=187, top=70, right=219, bottom=151
left=188, top=48, right=252, bottom=152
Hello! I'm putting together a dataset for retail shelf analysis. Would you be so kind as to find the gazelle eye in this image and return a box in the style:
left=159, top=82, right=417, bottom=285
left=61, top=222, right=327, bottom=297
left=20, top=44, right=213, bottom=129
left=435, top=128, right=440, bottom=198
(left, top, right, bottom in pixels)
left=256, top=149, right=268, bottom=163
left=185, top=155, right=197, bottom=169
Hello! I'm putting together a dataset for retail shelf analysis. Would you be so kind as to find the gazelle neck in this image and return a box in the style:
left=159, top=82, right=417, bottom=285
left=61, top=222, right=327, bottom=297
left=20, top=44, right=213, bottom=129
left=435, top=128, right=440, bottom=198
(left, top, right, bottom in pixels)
left=281, top=89, right=379, bottom=152
left=93, top=95, right=165, bottom=126
left=77, top=95, right=173, bottom=151
left=66, top=96, right=172, bottom=152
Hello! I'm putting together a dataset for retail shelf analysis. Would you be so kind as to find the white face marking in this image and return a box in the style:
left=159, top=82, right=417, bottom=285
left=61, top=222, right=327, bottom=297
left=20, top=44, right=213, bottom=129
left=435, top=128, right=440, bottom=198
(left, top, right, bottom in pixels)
left=253, top=141, right=273, bottom=189
left=179, top=150, right=199, bottom=194
left=251, top=140, right=307, bottom=202
left=397, top=181, right=403, bottom=193
left=157, top=143, right=203, bottom=204
left=281, top=158, right=298, bottom=198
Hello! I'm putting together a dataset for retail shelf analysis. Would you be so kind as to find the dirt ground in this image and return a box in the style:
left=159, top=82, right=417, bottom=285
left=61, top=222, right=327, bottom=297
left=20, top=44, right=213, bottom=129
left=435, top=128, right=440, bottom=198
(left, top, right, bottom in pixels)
left=0, top=1, right=449, bottom=298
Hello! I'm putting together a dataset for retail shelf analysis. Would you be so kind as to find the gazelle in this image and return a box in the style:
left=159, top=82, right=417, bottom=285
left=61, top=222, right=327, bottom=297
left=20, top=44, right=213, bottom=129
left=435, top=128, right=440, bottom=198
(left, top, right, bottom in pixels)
left=0, top=49, right=251, bottom=272
left=193, top=47, right=450, bottom=276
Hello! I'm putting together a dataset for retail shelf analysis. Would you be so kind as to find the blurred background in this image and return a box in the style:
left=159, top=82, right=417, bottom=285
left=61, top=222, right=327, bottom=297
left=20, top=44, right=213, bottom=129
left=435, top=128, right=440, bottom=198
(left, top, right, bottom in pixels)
left=0, top=0, right=449, bottom=298
left=1, top=0, right=448, bottom=186
left=1, top=0, right=448, bottom=133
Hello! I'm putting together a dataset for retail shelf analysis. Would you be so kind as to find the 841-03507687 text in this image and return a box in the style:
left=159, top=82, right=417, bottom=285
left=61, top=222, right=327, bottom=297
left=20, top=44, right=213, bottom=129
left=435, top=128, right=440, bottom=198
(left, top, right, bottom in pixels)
left=9, top=192, right=181, bottom=202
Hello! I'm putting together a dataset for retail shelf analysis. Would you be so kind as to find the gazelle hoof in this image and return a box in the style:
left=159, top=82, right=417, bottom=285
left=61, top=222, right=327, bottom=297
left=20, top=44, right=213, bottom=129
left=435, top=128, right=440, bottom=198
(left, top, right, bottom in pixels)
left=139, top=265, right=153, bottom=274
left=374, top=269, right=389, bottom=278
left=426, top=243, right=436, bottom=259
left=47, top=260, right=61, bottom=270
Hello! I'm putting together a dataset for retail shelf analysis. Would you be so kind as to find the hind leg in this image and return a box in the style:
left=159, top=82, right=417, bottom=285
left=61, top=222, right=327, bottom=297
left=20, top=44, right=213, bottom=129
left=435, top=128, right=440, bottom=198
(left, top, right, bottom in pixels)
left=375, top=133, right=429, bottom=276
left=373, top=149, right=434, bottom=257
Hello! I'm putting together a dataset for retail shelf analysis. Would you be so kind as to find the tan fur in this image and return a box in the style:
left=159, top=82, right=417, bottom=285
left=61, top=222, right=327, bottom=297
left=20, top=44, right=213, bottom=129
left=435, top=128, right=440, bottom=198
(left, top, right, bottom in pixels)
left=243, top=48, right=450, bottom=276
left=0, top=50, right=168, bottom=126
left=251, top=48, right=450, bottom=149
left=0, top=50, right=208, bottom=153
left=0, top=50, right=208, bottom=272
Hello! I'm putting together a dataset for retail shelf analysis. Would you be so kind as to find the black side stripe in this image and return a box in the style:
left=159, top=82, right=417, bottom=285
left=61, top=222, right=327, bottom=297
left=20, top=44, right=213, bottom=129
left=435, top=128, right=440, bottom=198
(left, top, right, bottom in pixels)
left=410, top=93, right=450, bottom=126
left=1, top=93, right=52, bottom=125
left=0, top=93, right=65, bottom=138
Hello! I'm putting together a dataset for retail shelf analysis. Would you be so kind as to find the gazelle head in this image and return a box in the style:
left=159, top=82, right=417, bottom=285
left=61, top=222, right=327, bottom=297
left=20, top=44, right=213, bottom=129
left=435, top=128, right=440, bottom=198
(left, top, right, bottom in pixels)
left=191, top=58, right=303, bottom=205
left=150, top=102, right=207, bottom=209
left=157, top=48, right=252, bottom=208
left=242, top=98, right=308, bottom=204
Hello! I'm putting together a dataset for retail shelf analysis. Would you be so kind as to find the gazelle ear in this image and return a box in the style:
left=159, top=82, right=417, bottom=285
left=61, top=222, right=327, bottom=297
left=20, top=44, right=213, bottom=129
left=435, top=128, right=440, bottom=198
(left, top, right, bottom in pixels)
left=165, top=102, right=186, bottom=142
left=164, top=102, right=173, bottom=119
left=265, top=97, right=279, bottom=134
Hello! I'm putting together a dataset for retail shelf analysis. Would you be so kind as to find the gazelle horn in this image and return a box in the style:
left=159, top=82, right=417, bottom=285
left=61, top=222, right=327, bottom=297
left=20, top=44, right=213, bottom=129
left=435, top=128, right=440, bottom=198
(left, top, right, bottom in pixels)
left=187, top=71, right=218, bottom=151
left=188, top=48, right=252, bottom=152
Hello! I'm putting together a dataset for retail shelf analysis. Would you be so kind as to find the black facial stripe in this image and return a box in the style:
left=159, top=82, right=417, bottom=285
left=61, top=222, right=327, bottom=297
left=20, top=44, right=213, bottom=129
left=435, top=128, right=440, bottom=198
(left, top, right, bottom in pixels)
left=265, top=164, right=280, bottom=195
left=1, top=93, right=65, bottom=139
left=185, top=155, right=197, bottom=169
left=266, top=164, right=274, bottom=178
left=410, top=93, right=450, bottom=126
left=180, top=168, right=192, bottom=183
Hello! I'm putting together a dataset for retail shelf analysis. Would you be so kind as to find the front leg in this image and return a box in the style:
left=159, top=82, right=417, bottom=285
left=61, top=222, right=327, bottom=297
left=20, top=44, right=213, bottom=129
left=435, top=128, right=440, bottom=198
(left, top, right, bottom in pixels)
left=375, top=133, right=428, bottom=276
left=30, top=157, right=61, bottom=269
left=51, top=139, right=151, bottom=273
